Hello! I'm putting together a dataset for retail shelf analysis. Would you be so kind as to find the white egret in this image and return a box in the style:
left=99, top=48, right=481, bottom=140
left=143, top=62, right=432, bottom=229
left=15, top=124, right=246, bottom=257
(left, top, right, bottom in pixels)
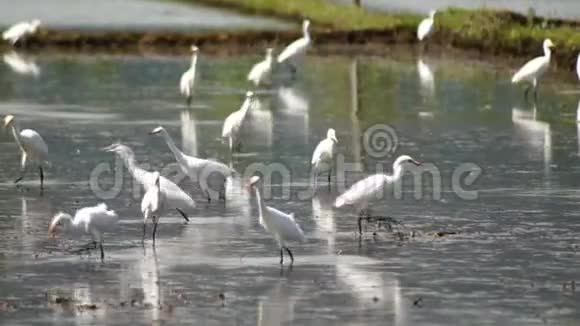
left=311, top=128, right=338, bottom=187
left=4, top=115, right=48, bottom=189
left=576, top=52, right=580, bottom=83
left=222, top=91, right=255, bottom=153
left=102, top=143, right=195, bottom=220
left=248, top=48, right=274, bottom=86
left=417, top=10, right=436, bottom=42
left=3, top=51, right=40, bottom=76
left=2, top=19, right=41, bottom=45
left=48, top=203, right=118, bottom=261
left=277, top=20, right=311, bottom=73
left=334, top=155, right=421, bottom=235
left=141, top=171, right=164, bottom=243
left=180, top=45, right=199, bottom=106
left=511, top=38, right=554, bottom=102
left=150, top=125, right=234, bottom=202
left=248, top=175, right=305, bottom=265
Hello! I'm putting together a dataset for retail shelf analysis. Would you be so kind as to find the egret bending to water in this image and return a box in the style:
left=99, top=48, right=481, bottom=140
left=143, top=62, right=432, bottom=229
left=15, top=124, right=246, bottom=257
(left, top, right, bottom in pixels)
left=141, top=172, right=164, bottom=243
left=248, top=176, right=305, bottom=265
left=248, top=48, right=274, bottom=86
left=180, top=45, right=198, bottom=106
left=311, top=128, right=338, bottom=187
left=334, top=155, right=421, bottom=235
left=511, top=38, right=554, bottom=102
left=417, top=10, right=436, bottom=42
left=150, top=126, right=234, bottom=202
left=222, top=91, right=255, bottom=153
left=277, top=20, right=311, bottom=73
left=4, top=115, right=48, bottom=189
left=48, top=203, right=118, bottom=261
left=103, top=143, right=195, bottom=219
left=2, top=20, right=40, bottom=45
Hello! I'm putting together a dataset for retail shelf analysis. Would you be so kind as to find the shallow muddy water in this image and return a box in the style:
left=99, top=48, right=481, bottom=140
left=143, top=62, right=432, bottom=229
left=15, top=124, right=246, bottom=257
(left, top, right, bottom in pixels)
left=0, top=50, right=579, bottom=325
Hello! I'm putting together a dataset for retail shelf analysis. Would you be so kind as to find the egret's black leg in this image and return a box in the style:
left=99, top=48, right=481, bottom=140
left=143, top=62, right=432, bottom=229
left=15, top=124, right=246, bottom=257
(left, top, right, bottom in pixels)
left=358, top=216, right=363, bottom=235
left=152, top=217, right=158, bottom=245
left=524, top=85, right=531, bottom=102
left=533, top=86, right=539, bottom=104
left=279, top=248, right=284, bottom=265
left=186, top=96, right=192, bottom=107
left=206, top=190, right=211, bottom=203
left=284, top=247, right=294, bottom=265
left=219, top=190, right=226, bottom=201
left=14, top=176, right=23, bottom=184
left=142, top=222, right=147, bottom=243
left=100, top=242, right=105, bottom=261
left=176, top=208, right=189, bottom=222
left=39, top=166, right=44, bottom=190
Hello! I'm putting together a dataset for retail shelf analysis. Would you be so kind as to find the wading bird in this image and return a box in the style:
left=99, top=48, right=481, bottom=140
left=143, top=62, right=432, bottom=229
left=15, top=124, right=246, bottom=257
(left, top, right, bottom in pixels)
left=150, top=126, right=234, bottom=202
left=248, top=48, right=274, bottom=87
left=102, top=143, right=195, bottom=220
left=2, top=19, right=40, bottom=45
left=4, top=115, right=48, bottom=189
left=48, top=203, right=118, bottom=261
left=511, top=38, right=554, bottom=102
left=277, top=20, right=311, bottom=73
left=334, top=155, right=421, bottom=235
left=180, top=45, right=199, bottom=106
left=311, top=128, right=338, bottom=187
left=576, top=52, right=580, bottom=83
left=141, top=172, right=163, bottom=243
left=417, top=10, right=436, bottom=42
left=248, top=175, right=305, bottom=265
left=222, top=91, right=255, bottom=153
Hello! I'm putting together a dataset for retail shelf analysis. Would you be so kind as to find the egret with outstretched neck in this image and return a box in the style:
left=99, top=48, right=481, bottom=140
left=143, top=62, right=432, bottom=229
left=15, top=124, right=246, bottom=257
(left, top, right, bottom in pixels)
left=4, top=115, right=48, bottom=190
left=277, top=20, right=311, bottom=73
left=248, top=176, right=305, bottom=265
left=2, top=19, right=40, bottom=45
left=511, top=38, right=554, bottom=102
left=150, top=126, right=234, bottom=202
left=248, top=48, right=274, bottom=86
left=334, top=155, right=421, bottom=235
left=180, top=45, right=198, bottom=106
left=48, top=203, right=118, bottom=261
left=222, top=91, right=255, bottom=153
left=311, top=128, right=338, bottom=187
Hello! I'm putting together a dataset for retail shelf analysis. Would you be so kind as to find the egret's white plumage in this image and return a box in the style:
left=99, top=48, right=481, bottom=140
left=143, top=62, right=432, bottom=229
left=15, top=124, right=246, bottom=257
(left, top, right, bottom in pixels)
left=140, top=171, right=164, bottom=243
left=3, top=51, right=40, bottom=76
left=277, top=20, right=311, bottom=68
left=103, top=143, right=195, bottom=218
left=249, top=175, right=305, bottom=265
left=150, top=126, right=234, bottom=202
left=334, top=155, right=421, bottom=234
left=576, top=53, right=580, bottom=83
left=4, top=115, right=48, bottom=189
left=2, top=19, right=40, bottom=45
left=511, top=38, right=554, bottom=100
left=311, top=128, right=338, bottom=186
left=222, top=91, right=255, bottom=152
left=248, top=48, right=274, bottom=86
left=417, top=10, right=436, bottom=41
left=180, top=45, right=198, bottom=105
left=48, top=203, right=118, bottom=260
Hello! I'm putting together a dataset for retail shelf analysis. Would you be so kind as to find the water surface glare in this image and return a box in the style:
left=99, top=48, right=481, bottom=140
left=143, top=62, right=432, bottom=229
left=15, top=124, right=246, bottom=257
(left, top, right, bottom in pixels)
left=0, top=52, right=580, bottom=325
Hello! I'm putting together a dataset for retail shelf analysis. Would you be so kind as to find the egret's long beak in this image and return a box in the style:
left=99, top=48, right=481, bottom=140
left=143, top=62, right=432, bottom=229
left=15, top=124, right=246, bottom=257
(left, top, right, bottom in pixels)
left=149, top=130, right=161, bottom=135
left=412, top=160, right=422, bottom=166
left=331, top=136, right=338, bottom=143
left=101, top=144, right=116, bottom=152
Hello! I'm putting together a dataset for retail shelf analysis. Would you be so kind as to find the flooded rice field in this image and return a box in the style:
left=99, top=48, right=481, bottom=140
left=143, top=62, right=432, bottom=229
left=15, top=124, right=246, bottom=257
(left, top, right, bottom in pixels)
left=0, top=50, right=580, bottom=325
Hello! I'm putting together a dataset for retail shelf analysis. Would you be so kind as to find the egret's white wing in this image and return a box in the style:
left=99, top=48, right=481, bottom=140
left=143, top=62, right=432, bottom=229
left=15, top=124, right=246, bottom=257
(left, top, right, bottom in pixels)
left=334, top=174, right=390, bottom=208
left=75, top=203, right=118, bottom=233
left=511, top=56, right=548, bottom=83
left=417, top=18, right=433, bottom=41
left=19, top=129, right=48, bottom=162
left=311, top=139, right=333, bottom=165
left=277, top=38, right=308, bottom=64
left=2, top=22, right=29, bottom=42
left=264, top=207, right=305, bottom=242
left=248, top=60, right=268, bottom=83
left=180, top=70, right=193, bottom=96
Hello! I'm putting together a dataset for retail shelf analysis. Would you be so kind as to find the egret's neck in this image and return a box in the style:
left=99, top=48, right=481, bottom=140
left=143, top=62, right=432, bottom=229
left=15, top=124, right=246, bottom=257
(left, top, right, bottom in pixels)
left=392, top=164, right=404, bottom=181
left=303, top=25, right=310, bottom=40
left=253, top=186, right=267, bottom=218
left=190, top=53, right=198, bottom=69
left=240, top=97, right=253, bottom=117
left=160, top=130, right=186, bottom=161
left=60, top=214, right=75, bottom=229
left=543, top=44, right=552, bottom=60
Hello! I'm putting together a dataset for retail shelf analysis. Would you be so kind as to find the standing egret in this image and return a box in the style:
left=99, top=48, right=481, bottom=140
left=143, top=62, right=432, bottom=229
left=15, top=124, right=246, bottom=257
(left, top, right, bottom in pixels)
left=222, top=91, right=255, bottom=153
left=417, top=10, right=436, bottom=42
left=277, top=20, right=311, bottom=73
left=180, top=45, right=198, bottom=106
left=102, top=143, right=195, bottom=219
left=311, top=128, right=338, bottom=187
left=334, top=155, right=421, bottom=235
left=511, top=38, right=554, bottom=102
left=4, top=115, right=48, bottom=189
left=48, top=203, right=118, bottom=261
left=248, top=176, right=305, bottom=265
left=141, top=172, right=164, bottom=243
left=2, top=19, right=40, bottom=45
left=576, top=52, right=580, bottom=83
left=150, top=126, right=234, bottom=202
left=248, top=48, right=274, bottom=86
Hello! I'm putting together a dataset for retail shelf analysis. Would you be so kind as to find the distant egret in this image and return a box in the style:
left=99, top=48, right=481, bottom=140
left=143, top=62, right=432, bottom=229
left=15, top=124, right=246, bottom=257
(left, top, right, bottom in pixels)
left=102, top=143, right=195, bottom=219
left=4, top=115, right=48, bottom=189
left=576, top=52, right=580, bottom=83
left=248, top=48, right=274, bottom=86
left=248, top=175, right=305, bottom=265
left=222, top=91, right=255, bottom=153
left=417, top=10, right=436, bottom=42
left=180, top=45, right=199, bottom=106
left=334, top=155, right=421, bottom=235
left=48, top=203, right=118, bottom=261
left=141, top=171, right=164, bottom=243
left=277, top=20, right=311, bottom=73
left=150, top=126, right=234, bottom=202
left=311, top=128, right=338, bottom=187
left=511, top=38, right=554, bottom=102
left=2, top=19, right=40, bottom=45
left=3, top=51, right=40, bottom=76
